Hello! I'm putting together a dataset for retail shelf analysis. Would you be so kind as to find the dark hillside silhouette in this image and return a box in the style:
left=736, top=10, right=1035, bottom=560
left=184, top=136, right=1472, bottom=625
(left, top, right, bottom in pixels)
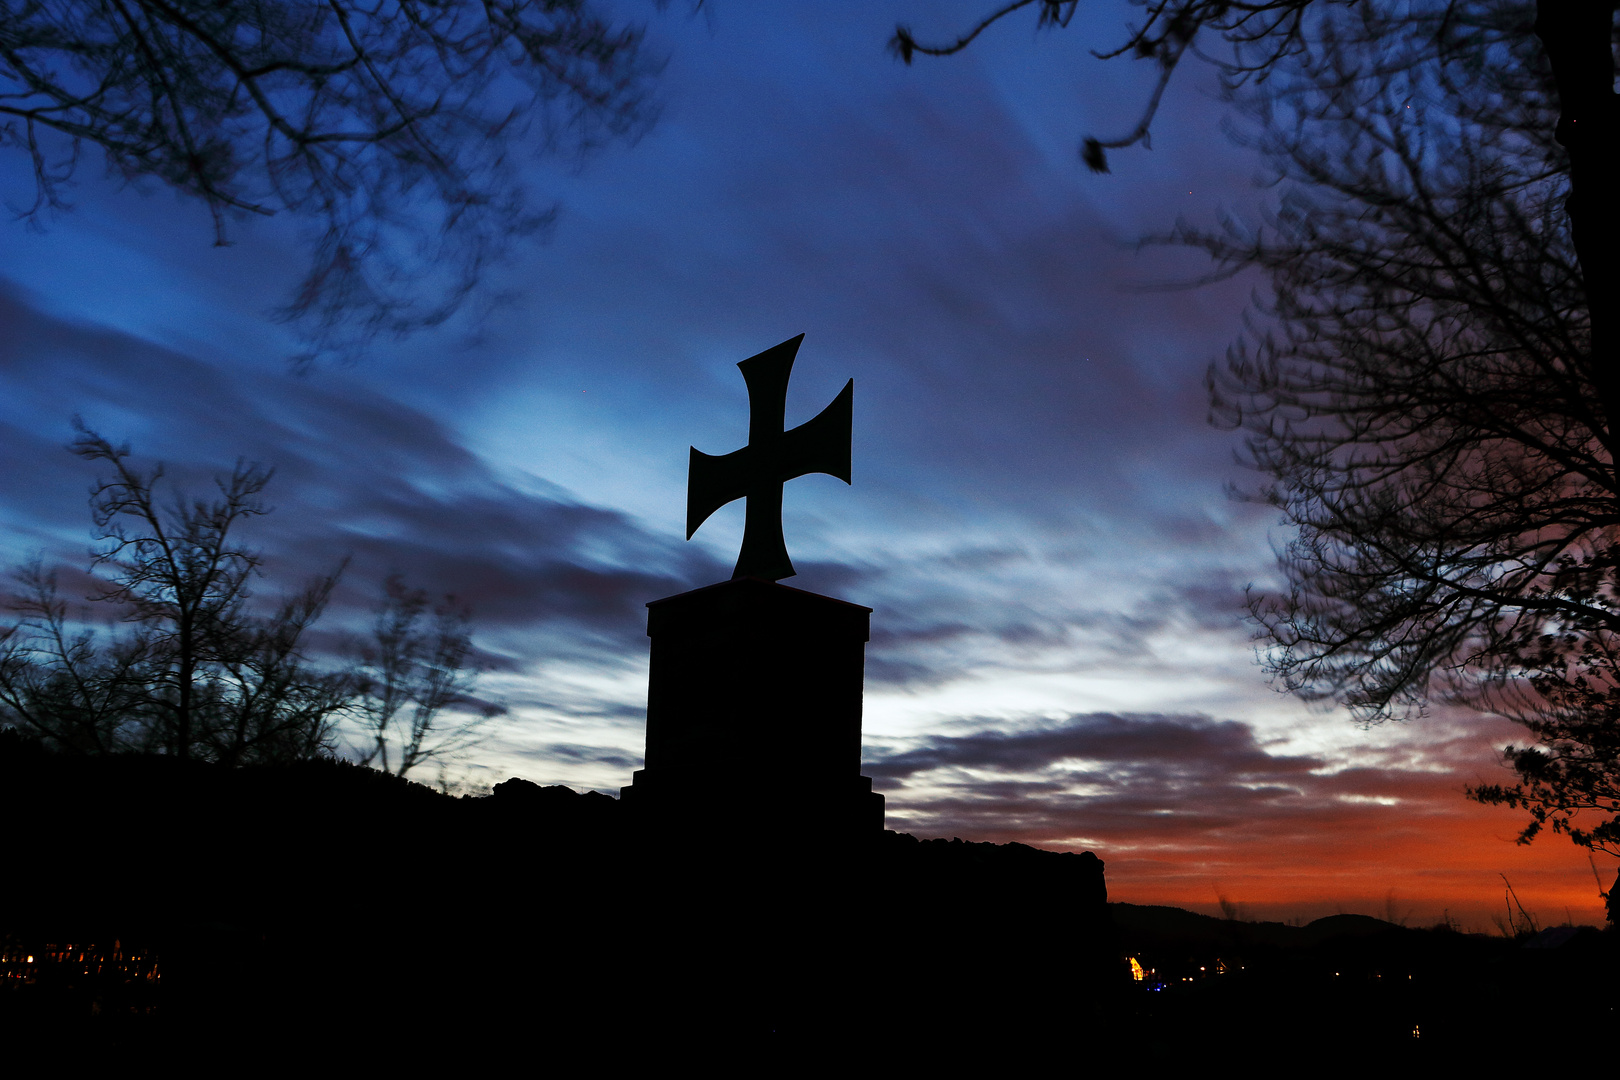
left=6, top=729, right=1615, bottom=1061
left=0, top=731, right=1114, bottom=1058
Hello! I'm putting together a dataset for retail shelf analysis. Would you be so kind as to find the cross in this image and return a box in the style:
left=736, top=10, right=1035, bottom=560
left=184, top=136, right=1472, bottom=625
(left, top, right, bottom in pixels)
left=687, top=334, right=853, bottom=581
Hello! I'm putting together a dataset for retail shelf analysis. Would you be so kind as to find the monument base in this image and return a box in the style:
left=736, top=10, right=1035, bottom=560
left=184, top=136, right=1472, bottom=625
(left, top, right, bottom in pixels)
left=620, top=576, right=884, bottom=840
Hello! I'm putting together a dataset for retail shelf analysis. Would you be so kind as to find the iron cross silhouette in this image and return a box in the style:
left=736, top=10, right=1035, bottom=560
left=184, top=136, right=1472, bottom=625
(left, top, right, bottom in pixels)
left=687, top=334, right=853, bottom=581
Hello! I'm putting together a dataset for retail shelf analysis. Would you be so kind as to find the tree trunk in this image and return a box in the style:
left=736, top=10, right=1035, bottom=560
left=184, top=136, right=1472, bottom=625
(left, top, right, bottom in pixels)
left=1536, top=1, right=1620, bottom=447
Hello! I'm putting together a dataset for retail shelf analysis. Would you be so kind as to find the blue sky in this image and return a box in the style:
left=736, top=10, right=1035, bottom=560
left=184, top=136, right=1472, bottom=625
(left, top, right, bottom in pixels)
left=0, top=1, right=1605, bottom=925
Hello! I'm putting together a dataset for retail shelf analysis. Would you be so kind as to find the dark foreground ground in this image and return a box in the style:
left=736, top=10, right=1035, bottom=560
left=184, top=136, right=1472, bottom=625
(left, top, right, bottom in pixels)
left=3, top=735, right=1615, bottom=1064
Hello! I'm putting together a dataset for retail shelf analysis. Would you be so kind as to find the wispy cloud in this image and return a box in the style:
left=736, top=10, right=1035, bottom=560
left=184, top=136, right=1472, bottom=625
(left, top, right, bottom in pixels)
left=0, top=284, right=726, bottom=668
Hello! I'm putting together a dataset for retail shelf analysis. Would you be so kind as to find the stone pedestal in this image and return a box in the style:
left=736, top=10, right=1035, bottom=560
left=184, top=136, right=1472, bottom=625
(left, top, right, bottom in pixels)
left=621, top=576, right=884, bottom=837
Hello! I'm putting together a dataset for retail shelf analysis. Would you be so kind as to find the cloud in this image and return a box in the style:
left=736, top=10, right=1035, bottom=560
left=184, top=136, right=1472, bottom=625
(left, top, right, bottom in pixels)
left=533, top=742, right=640, bottom=771
left=859, top=710, right=1595, bottom=923
left=866, top=712, right=1331, bottom=844
left=847, top=535, right=1261, bottom=690
left=867, top=711, right=1318, bottom=783
left=0, top=282, right=726, bottom=668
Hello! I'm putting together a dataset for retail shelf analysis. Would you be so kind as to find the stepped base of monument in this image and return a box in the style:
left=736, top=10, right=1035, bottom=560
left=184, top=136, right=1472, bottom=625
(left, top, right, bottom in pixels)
left=620, top=767, right=885, bottom=838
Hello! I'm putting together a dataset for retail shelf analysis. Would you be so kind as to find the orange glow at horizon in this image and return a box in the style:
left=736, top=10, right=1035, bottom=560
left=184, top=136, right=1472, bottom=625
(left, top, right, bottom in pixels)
left=1098, top=792, right=1612, bottom=930
left=876, top=710, right=1617, bottom=931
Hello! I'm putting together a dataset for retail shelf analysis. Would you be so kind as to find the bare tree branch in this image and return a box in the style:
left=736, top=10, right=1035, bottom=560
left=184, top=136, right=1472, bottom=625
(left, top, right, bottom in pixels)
left=0, top=1, right=661, bottom=359
left=0, top=427, right=352, bottom=764
left=351, top=572, right=502, bottom=779
left=1186, top=2, right=1620, bottom=850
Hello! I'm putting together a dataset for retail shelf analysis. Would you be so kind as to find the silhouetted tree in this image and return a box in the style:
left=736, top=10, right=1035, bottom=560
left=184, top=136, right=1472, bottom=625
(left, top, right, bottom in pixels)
left=352, top=573, right=501, bottom=778
left=0, top=1, right=659, bottom=357
left=0, top=561, right=153, bottom=754
left=892, top=1, right=1616, bottom=439
left=0, top=426, right=350, bottom=762
left=901, top=4, right=1620, bottom=852
left=1172, top=11, right=1620, bottom=850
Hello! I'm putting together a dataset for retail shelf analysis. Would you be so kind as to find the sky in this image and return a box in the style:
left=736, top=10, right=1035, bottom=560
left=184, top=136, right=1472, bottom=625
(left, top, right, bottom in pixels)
left=0, top=0, right=1608, bottom=928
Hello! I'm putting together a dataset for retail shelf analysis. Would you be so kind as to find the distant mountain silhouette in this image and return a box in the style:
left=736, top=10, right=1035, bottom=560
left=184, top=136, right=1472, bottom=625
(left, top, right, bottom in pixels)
left=1109, top=898, right=1615, bottom=1060
left=1113, top=902, right=1405, bottom=949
